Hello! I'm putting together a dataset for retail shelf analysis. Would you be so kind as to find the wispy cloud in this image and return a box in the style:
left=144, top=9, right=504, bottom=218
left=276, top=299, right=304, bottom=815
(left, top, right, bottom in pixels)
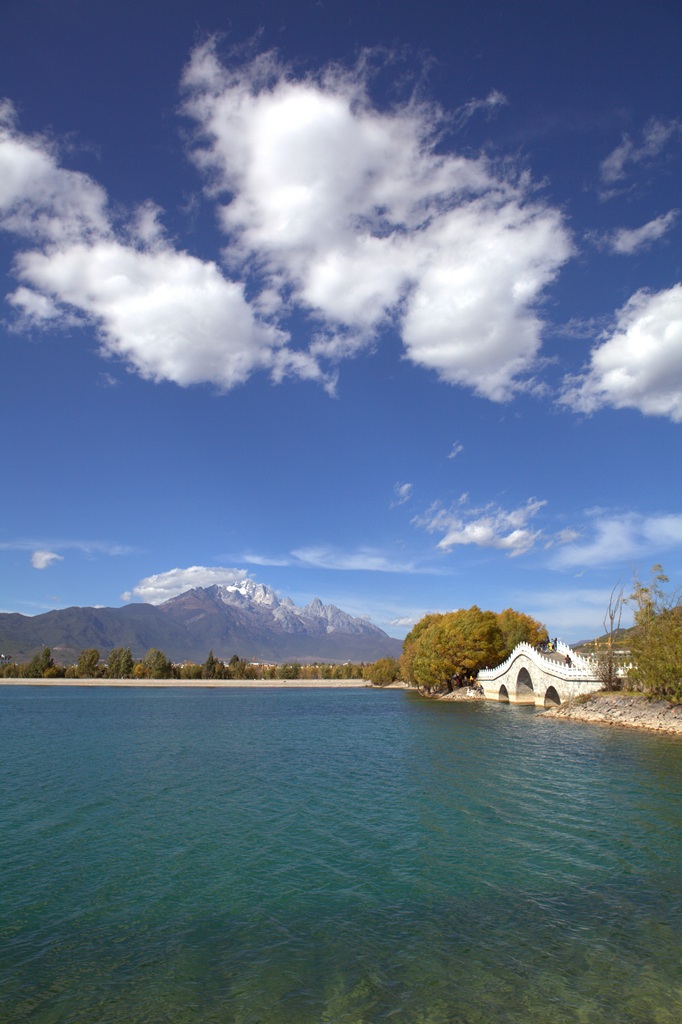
left=447, top=441, right=464, bottom=460
left=0, top=538, right=136, bottom=558
left=391, top=482, right=413, bottom=507
left=600, top=117, right=681, bottom=187
left=454, top=89, right=508, bottom=127
left=290, top=546, right=422, bottom=573
left=238, top=553, right=293, bottom=568
left=414, top=495, right=547, bottom=556
left=550, top=511, right=682, bottom=569
left=240, top=545, right=439, bottom=574
left=604, top=210, right=678, bottom=255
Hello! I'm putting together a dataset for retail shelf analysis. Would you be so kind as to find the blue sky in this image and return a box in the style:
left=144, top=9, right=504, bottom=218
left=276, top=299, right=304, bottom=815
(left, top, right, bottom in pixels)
left=1, top=0, right=680, bottom=643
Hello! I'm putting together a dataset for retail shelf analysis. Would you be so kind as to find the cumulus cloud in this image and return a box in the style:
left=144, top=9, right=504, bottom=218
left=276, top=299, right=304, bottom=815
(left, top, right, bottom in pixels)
left=0, top=101, right=307, bottom=391
left=606, top=210, right=678, bottom=255
left=1, top=45, right=573, bottom=401
left=181, top=40, right=571, bottom=400
left=12, top=242, right=287, bottom=389
left=124, top=565, right=251, bottom=604
left=561, top=284, right=682, bottom=421
left=31, top=549, right=63, bottom=569
left=0, top=99, right=109, bottom=243
left=600, top=117, right=681, bottom=185
left=415, top=495, right=547, bottom=556
left=550, top=512, right=682, bottom=569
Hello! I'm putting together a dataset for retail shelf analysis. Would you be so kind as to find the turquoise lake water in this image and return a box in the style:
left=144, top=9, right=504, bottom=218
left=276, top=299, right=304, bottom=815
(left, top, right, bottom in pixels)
left=1, top=686, right=681, bottom=1024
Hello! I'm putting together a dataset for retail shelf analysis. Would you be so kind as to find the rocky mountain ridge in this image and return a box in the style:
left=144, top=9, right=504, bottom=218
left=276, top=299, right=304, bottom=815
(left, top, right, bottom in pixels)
left=0, top=581, right=401, bottom=665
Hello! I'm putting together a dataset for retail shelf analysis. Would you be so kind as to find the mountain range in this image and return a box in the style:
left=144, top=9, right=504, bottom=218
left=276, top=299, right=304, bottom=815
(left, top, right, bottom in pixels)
left=0, top=580, right=402, bottom=665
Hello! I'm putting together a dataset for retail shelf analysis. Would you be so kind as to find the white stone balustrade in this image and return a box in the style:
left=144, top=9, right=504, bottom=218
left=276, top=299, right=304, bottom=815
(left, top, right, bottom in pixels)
left=476, top=640, right=625, bottom=706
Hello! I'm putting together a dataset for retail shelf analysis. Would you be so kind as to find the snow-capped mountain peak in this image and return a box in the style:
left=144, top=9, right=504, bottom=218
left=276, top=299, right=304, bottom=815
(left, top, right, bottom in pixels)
left=218, top=579, right=280, bottom=608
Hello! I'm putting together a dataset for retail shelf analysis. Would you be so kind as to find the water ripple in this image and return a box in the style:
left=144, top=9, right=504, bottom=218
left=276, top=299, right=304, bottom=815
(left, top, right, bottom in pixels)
left=1, top=686, right=681, bottom=1023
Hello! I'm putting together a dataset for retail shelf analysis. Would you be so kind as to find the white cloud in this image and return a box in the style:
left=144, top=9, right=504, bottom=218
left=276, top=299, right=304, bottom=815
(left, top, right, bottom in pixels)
left=391, top=482, right=413, bottom=507
left=181, top=41, right=571, bottom=401
left=0, top=99, right=109, bottom=244
left=389, top=615, right=422, bottom=628
left=13, top=242, right=288, bottom=389
left=239, top=552, right=293, bottom=567
left=2, top=46, right=572, bottom=403
left=31, top=549, right=63, bottom=569
left=0, top=103, right=309, bottom=392
left=561, top=284, right=682, bottom=421
left=607, top=210, right=678, bottom=255
left=8, top=285, right=66, bottom=324
left=0, top=538, right=134, bottom=557
left=290, top=546, right=421, bottom=573
left=454, top=90, right=508, bottom=127
left=125, top=566, right=251, bottom=604
left=600, top=117, right=681, bottom=185
left=550, top=512, right=682, bottom=569
left=447, top=441, right=464, bottom=459
left=415, top=496, right=547, bottom=556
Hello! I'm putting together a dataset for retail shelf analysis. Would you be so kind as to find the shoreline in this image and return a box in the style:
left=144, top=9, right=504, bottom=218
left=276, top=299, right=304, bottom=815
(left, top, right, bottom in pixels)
left=412, top=686, right=682, bottom=734
left=0, top=678, right=369, bottom=689
left=542, top=692, right=682, bottom=734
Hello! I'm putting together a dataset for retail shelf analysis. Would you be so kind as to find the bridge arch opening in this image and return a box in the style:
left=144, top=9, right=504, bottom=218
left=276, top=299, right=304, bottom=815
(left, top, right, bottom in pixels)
left=544, top=685, right=561, bottom=707
left=515, top=666, right=535, bottom=703
left=498, top=684, right=509, bottom=702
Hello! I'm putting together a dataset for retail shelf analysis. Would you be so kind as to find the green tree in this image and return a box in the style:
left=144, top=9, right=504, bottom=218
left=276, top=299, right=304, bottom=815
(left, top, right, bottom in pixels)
left=226, top=653, right=249, bottom=678
left=497, top=608, right=547, bottom=658
left=179, top=661, right=203, bottom=679
left=140, top=648, right=173, bottom=679
left=362, top=657, right=401, bottom=686
left=27, top=647, right=54, bottom=678
left=411, top=607, right=504, bottom=693
left=76, top=648, right=101, bottom=678
left=400, top=613, right=444, bottom=686
left=628, top=565, right=682, bottom=701
left=107, top=647, right=134, bottom=679
left=202, top=650, right=223, bottom=679
left=278, top=662, right=301, bottom=680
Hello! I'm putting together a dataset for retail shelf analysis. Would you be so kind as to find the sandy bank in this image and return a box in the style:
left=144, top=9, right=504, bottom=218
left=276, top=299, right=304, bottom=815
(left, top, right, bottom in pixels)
left=543, top=692, right=682, bottom=734
left=0, top=678, right=368, bottom=689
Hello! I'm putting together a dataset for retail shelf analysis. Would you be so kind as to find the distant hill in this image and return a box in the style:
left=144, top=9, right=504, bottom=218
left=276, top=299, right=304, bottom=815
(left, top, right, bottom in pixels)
left=572, top=626, right=634, bottom=656
left=0, top=580, right=402, bottom=665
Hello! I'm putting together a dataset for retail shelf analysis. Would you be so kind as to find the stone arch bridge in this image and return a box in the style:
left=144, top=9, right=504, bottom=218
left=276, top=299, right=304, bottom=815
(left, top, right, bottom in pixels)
left=477, top=641, right=603, bottom=706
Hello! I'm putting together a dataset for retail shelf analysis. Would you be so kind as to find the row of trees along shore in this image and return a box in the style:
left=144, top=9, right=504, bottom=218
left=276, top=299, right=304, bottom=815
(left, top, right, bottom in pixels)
left=3, top=568, right=680, bottom=700
left=0, top=649, right=367, bottom=681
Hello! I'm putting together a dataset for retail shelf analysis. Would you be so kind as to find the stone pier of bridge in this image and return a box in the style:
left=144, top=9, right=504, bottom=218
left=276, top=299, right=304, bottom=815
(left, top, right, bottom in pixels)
left=477, top=641, right=603, bottom=707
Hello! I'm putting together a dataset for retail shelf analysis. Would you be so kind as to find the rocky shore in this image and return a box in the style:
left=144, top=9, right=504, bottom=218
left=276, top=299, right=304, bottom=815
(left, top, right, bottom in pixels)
left=542, top=692, right=682, bottom=734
